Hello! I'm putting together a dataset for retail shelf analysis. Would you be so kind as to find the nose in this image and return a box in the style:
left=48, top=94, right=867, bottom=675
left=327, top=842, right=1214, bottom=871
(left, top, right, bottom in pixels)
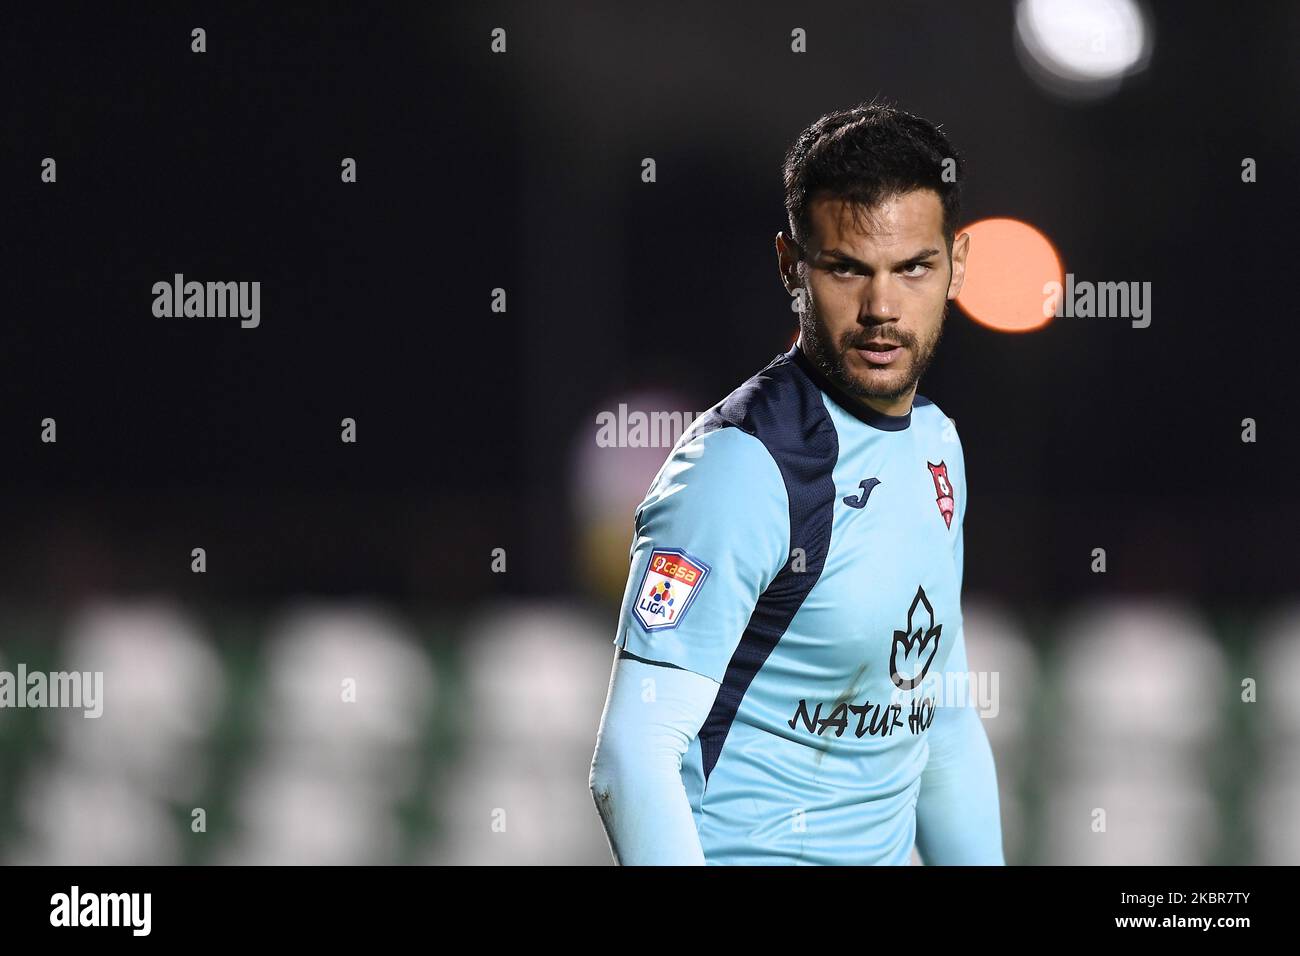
left=859, top=273, right=900, bottom=324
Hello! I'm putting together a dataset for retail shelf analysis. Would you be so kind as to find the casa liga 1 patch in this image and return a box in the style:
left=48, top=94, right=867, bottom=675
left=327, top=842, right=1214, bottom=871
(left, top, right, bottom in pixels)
left=633, top=548, right=710, bottom=631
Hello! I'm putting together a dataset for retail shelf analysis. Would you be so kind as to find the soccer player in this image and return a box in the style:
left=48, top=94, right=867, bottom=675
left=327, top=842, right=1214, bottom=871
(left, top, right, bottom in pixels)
left=588, top=103, right=1004, bottom=865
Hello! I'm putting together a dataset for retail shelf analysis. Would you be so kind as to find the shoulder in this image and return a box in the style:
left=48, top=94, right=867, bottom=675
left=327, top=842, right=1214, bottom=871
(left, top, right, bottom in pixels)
left=635, top=350, right=824, bottom=525
left=693, top=349, right=840, bottom=482
left=912, top=392, right=949, bottom=423
left=639, top=421, right=786, bottom=526
left=913, top=394, right=964, bottom=454
left=708, top=351, right=830, bottom=439
left=631, top=418, right=793, bottom=567
left=658, top=422, right=783, bottom=489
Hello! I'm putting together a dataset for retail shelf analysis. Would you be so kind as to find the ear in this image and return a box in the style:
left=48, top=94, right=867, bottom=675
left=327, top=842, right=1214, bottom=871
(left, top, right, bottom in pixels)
left=946, top=231, right=970, bottom=300
left=775, top=231, right=802, bottom=294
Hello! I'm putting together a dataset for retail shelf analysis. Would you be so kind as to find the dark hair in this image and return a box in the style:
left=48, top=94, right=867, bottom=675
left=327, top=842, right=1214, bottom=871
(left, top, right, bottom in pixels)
left=783, top=101, right=964, bottom=251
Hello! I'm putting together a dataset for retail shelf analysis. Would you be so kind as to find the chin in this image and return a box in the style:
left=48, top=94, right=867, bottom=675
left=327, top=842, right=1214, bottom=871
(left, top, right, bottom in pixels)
left=847, top=367, right=912, bottom=400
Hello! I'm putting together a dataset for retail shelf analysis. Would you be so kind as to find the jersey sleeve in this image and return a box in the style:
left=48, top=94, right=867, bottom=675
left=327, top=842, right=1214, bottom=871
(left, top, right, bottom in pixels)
left=613, top=423, right=790, bottom=684
left=588, top=653, right=717, bottom=865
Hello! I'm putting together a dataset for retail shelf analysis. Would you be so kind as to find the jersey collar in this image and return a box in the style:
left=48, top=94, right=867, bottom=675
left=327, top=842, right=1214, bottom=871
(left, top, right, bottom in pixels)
left=786, top=342, right=913, bottom=431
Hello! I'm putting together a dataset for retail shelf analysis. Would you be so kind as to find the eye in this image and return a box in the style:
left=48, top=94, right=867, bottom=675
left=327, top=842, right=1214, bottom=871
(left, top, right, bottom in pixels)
left=900, top=262, right=932, bottom=278
left=828, top=263, right=859, bottom=278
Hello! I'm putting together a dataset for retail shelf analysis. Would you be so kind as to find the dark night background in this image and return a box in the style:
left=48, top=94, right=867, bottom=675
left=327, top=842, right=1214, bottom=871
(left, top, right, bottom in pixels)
left=3, top=2, right=1298, bottom=607
left=0, top=0, right=1297, bottom=868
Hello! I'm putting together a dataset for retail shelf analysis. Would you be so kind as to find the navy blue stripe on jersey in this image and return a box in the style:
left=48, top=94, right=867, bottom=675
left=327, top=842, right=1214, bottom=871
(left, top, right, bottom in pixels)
left=693, top=348, right=839, bottom=786
left=617, top=646, right=686, bottom=670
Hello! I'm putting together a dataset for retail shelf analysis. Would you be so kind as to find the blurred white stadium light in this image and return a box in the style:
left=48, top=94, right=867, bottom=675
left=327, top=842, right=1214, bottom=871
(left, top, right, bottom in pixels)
left=1045, top=778, right=1218, bottom=865
left=221, top=604, right=436, bottom=864
left=1014, top=0, right=1153, bottom=101
left=9, top=602, right=225, bottom=864
left=13, top=768, right=183, bottom=866
left=1250, top=604, right=1300, bottom=864
left=427, top=603, right=614, bottom=864
left=255, top=603, right=435, bottom=762
left=1056, top=599, right=1225, bottom=759
left=1047, top=599, right=1224, bottom=864
left=1256, top=603, right=1300, bottom=737
left=222, top=770, right=403, bottom=866
left=57, top=602, right=226, bottom=792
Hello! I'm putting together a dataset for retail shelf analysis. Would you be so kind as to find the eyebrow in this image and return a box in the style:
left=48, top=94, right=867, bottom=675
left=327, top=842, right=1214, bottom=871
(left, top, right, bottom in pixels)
left=815, top=247, right=943, bottom=270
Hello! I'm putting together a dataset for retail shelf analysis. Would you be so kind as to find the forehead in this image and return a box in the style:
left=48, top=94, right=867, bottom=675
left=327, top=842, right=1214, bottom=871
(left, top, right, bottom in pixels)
left=806, top=189, right=945, bottom=256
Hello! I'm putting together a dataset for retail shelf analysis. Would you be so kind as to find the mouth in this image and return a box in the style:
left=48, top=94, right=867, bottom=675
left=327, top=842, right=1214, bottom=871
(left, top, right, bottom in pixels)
left=852, top=341, right=906, bottom=366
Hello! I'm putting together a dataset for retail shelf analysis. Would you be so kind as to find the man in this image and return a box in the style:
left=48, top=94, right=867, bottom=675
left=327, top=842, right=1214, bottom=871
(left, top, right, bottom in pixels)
left=589, top=102, right=1004, bottom=865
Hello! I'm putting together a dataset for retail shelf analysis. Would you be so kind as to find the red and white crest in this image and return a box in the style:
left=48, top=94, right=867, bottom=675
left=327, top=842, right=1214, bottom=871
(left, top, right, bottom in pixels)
left=927, top=461, right=955, bottom=529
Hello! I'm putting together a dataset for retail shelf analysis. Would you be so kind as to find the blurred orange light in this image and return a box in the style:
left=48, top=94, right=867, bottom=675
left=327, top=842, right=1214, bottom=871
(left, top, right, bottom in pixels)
left=955, top=217, right=1063, bottom=333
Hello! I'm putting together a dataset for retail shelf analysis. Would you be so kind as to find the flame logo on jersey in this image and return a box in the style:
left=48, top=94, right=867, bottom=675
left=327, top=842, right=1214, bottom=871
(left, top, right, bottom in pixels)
left=927, top=461, right=955, bottom=529
left=890, top=585, right=943, bottom=690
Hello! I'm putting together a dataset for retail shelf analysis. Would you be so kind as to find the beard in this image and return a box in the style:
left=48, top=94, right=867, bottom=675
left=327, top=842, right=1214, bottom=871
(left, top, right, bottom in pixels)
left=799, top=299, right=947, bottom=405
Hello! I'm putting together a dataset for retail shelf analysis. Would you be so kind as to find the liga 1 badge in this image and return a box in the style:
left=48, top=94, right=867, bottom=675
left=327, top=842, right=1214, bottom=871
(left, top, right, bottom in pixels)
left=633, top=548, right=710, bottom=631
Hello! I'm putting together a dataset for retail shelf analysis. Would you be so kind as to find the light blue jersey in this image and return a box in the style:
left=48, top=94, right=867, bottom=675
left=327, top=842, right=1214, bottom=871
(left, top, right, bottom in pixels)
left=612, top=341, right=1000, bottom=865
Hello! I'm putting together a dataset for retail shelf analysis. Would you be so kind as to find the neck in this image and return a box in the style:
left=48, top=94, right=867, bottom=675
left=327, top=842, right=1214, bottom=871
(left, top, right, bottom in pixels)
left=856, top=386, right=915, bottom=418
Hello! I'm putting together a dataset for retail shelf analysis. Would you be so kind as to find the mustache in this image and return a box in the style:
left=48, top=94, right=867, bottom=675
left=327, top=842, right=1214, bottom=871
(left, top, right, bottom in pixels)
left=841, top=331, right=915, bottom=350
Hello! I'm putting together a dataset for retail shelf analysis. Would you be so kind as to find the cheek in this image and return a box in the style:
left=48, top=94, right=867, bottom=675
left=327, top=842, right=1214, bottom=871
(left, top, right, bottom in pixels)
left=904, top=287, right=948, bottom=329
left=807, top=276, right=857, bottom=323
